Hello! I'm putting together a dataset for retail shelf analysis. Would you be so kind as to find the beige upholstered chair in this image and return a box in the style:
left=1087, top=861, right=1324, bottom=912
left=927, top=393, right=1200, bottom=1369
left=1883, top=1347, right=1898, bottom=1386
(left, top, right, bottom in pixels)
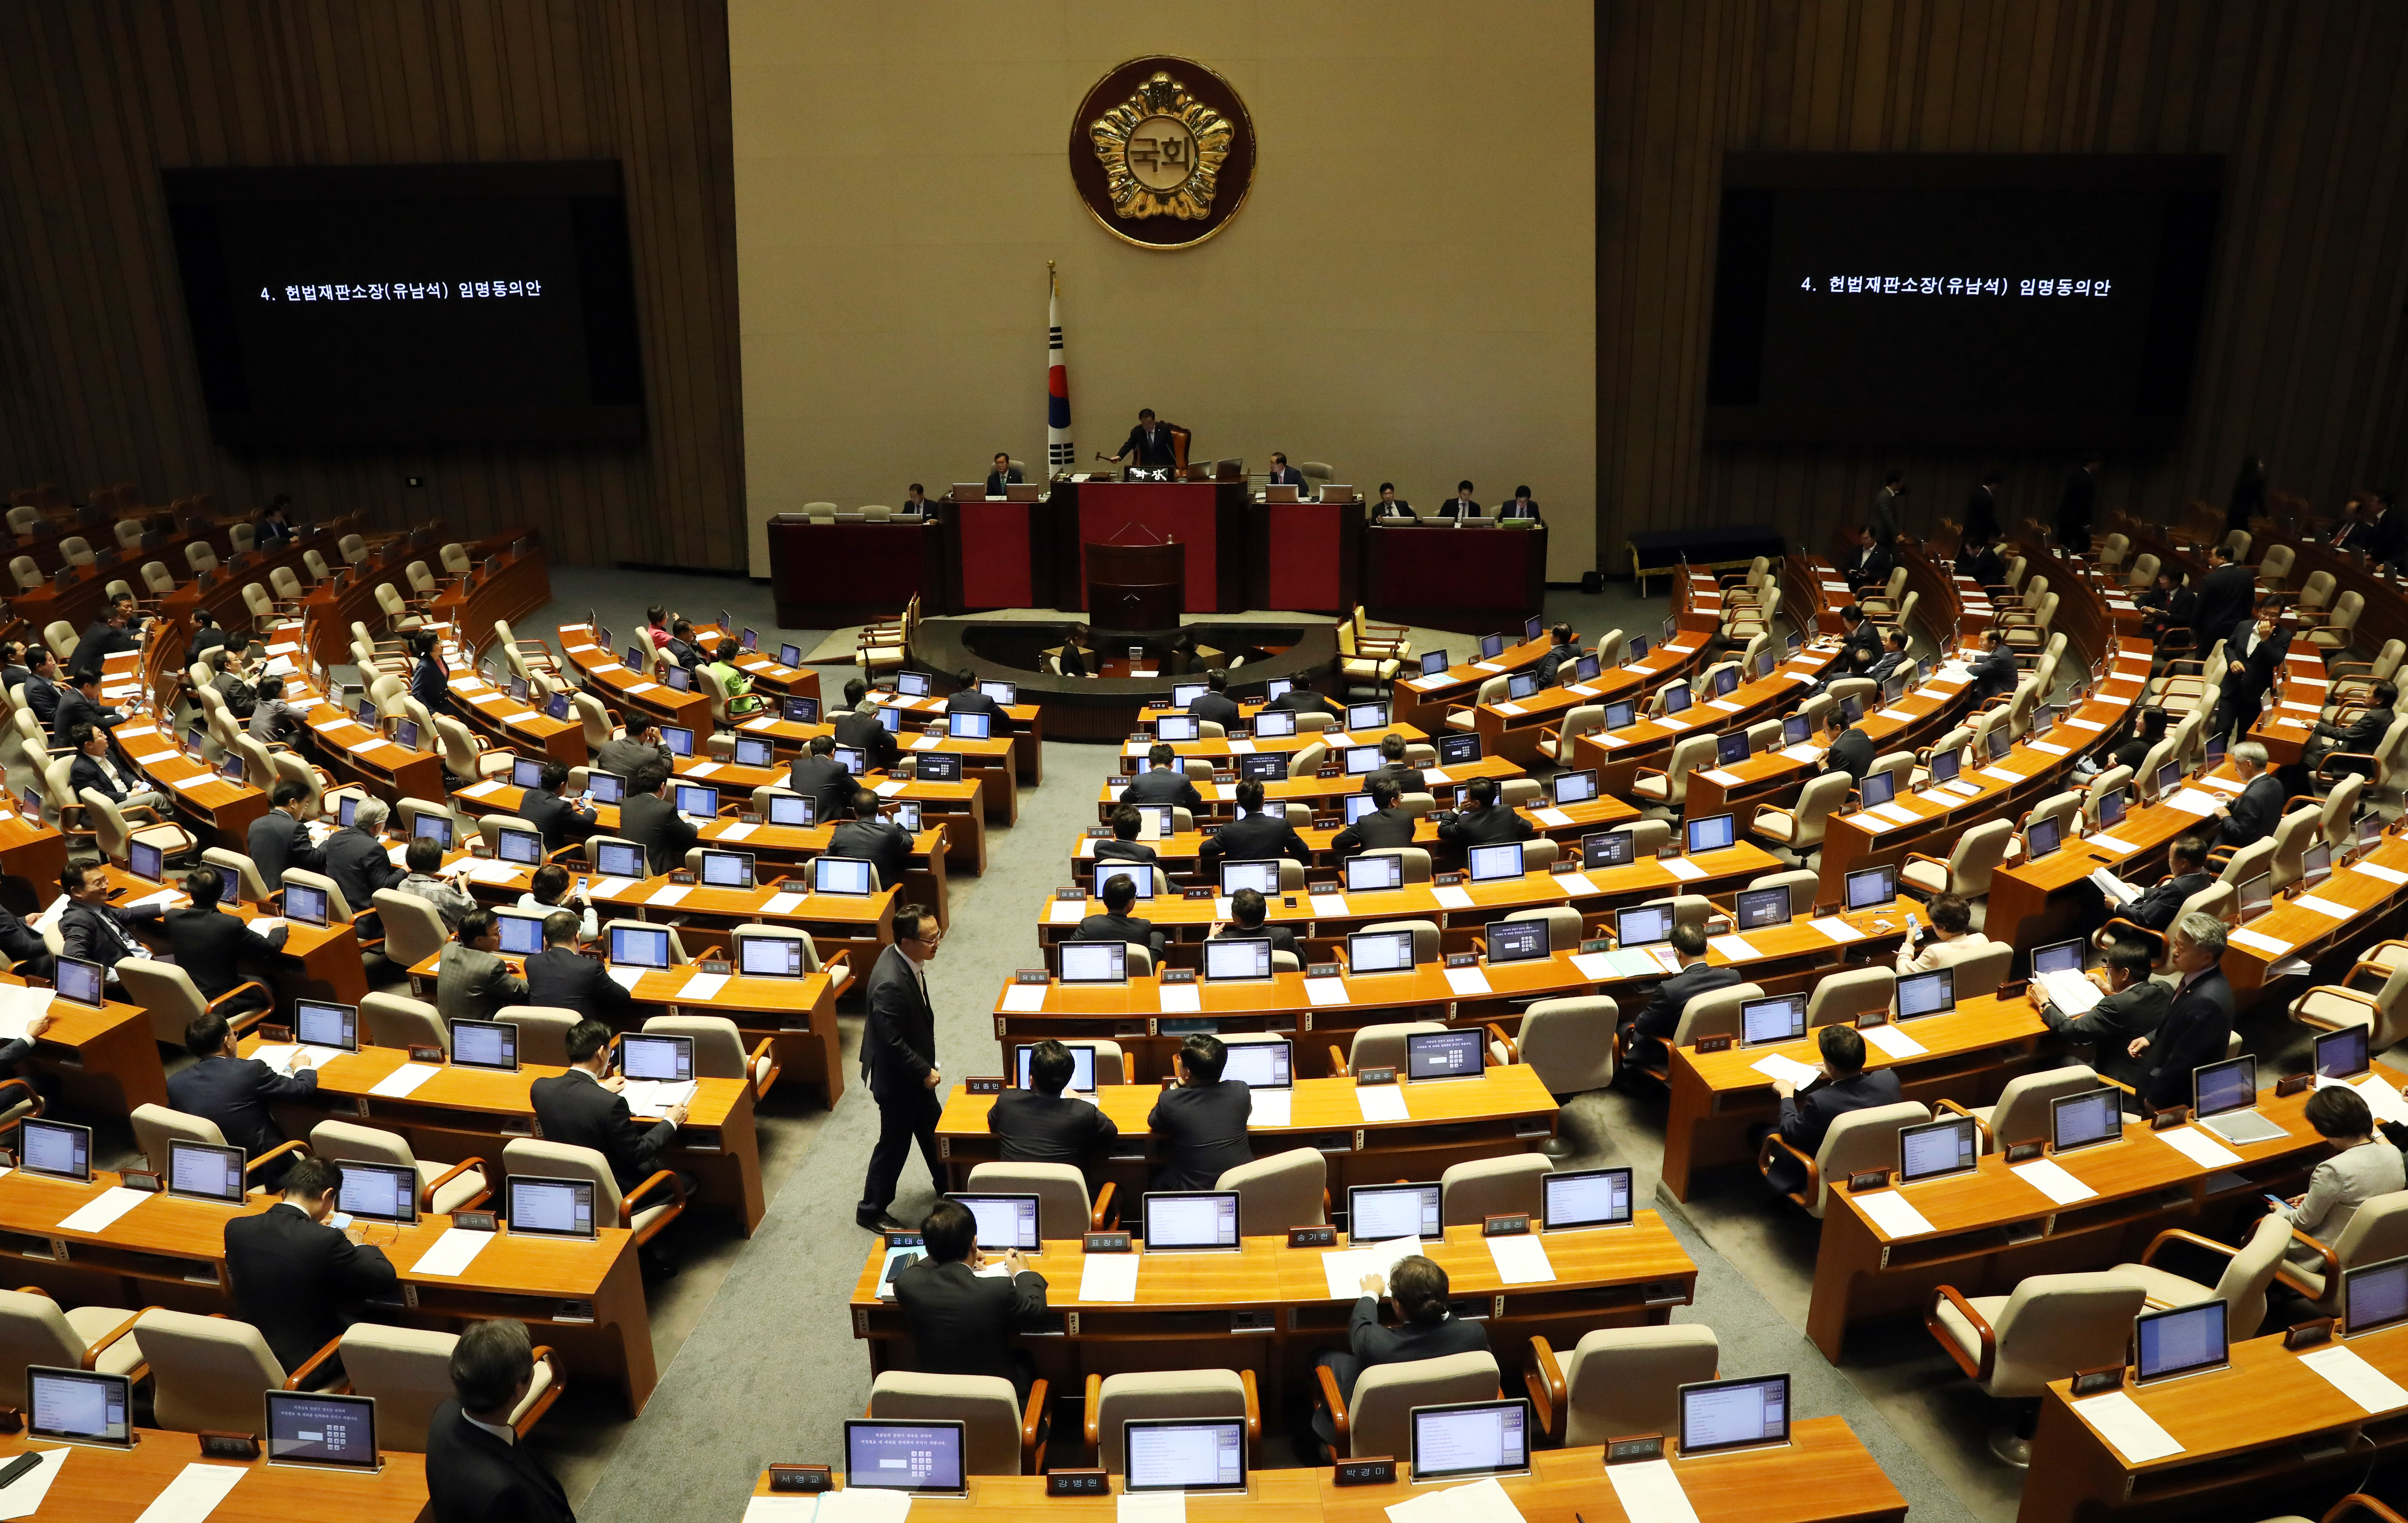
left=1086, top=1369, right=1257, bottom=1472
left=1440, top=1155, right=1552, bottom=1226
left=869, top=1370, right=1046, bottom=1475
left=503, top=1137, right=685, bottom=1246
left=373, top=890, right=450, bottom=971
left=1357, top=919, right=1439, bottom=967
left=0, top=1289, right=146, bottom=1392
left=309, top=1119, right=489, bottom=1215
left=1217, top=1147, right=1326, bottom=1230
left=1490, top=905, right=1582, bottom=953
left=1747, top=868, right=1821, bottom=918
left=138, top=1307, right=345, bottom=1432
left=1318, top=1350, right=1498, bottom=1460
left=361, top=991, right=447, bottom=1053
left=495, top=1006, right=580, bottom=1068
left=1527, top=1325, right=1718, bottom=1447
left=1806, top=966, right=1895, bottom=1028
left=117, top=959, right=270, bottom=1048
left=130, top=1103, right=304, bottom=1185
left=1632, top=734, right=1715, bottom=811
left=340, top=1324, right=562, bottom=1450
left=1925, top=1272, right=2149, bottom=1463
left=1492, top=996, right=1616, bottom=1120
left=1341, top=1021, right=1446, bottom=1076
left=2279, top=1189, right=2408, bottom=1318
left=2104, top=1212, right=2289, bottom=1344
left=966, top=1161, right=1114, bottom=1238
left=1901, top=820, right=2015, bottom=915
left=1752, top=772, right=1850, bottom=856
left=1761, top=1100, right=1929, bottom=1218
left=1939, top=1065, right=2102, bottom=1153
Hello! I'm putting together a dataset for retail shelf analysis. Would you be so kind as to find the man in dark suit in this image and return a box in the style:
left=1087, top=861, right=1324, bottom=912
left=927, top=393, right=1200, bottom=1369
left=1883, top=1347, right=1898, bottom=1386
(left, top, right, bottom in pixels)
left=2192, top=543, right=2257, bottom=658
left=988, top=1039, right=1119, bottom=1185
left=1198, top=780, right=1309, bottom=874
left=1109, top=410, right=1180, bottom=473
left=425, top=1319, right=575, bottom=1523
left=1264, top=453, right=1308, bottom=491
left=436, top=909, right=530, bottom=1028
left=1962, top=471, right=2001, bottom=545
left=20, top=648, right=61, bottom=730
left=246, top=781, right=321, bottom=893
left=520, top=760, right=597, bottom=851
left=2366, top=491, right=2406, bottom=568
left=1864, top=630, right=1912, bottom=689
left=255, top=498, right=298, bottom=549
left=0, top=903, right=51, bottom=983
left=525, top=910, right=633, bottom=1025
left=54, top=859, right=164, bottom=982
left=2036, top=943, right=2168, bottom=1100
left=530, top=1019, right=691, bottom=1277
left=662, top=620, right=707, bottom=672
left=323, top=796, right=404, bottom=932
left=164, top=867, right=284, bottom=1015
left=1844, top=526, right=1895, bottom=596
left=2114, top=834, right=2214, bottom=936
left=52, top=669, right=121, bottom=748
left=1627, top=924, right=1741, bottom=1058
left=66, top=723, right=167, bottom=816
left=189, top=611, right=235, bottom=664
left=1437, top=776, right=1534, bottom=848
left=1147, top=1034, right=1253, bottom=1191
left=1190, top=669, right=1241, bottom=728
left=1499, top=486, right=1544, bottom=524
left=1533, top=626, right=1583, bottom=687
left=857, top=906, right=945, bottom=1232
left=223, top=1156, right=399, bottom=1378
left=1373, top=483, right=1415, bottom=520
left=2214, top=741, right=2287, bottom=849
left=593, top=720, right=672, bottom=782
left=620, top=762, right=699, bottom=875
left=891, top=1199, right=1049, bottom=1398
left=1869, top=471, right=1905, bottom=546
left=1765, top=1024, right=1905, bottom=1195
left=2056, top=455, right=2100, bottom=553
left=2328, top=497, right=2369, bottom=555
left=786, top=735, right=852, bottom=823
left=409, top=632, right=449, bottom=720
left=2297, top=680, right=2397, bottom=786
left=2138, top=570, right=2198, bottom=648
left=1435, top=481, right=1481, bottom=521
left=68, top=605, right=138, bottom=683
left=984, top=453, right=1024, bottom=495
left=946, top=668, right=1001, bottom=717
left=167, top=1010, right=316, bottom=1172
left=1820, top=710, right=1876, bottom=786
left=1312, top=1256, right=1490, bottom=1449
left=1123, top=743, right=1204, bottom=810
left=1334, top=777, right=1418, bottom=854
left=1839, top=605, right=1884, bottom=671
left=1076, top=873, right=1163, bottom=961
left=1958, top=536, right=2006, bottom=588
left=1267, top=680, right=1343, bottom=720
left=1967, top=628, right=2019, bottom=703
left=1094, top=805, right=1158, bottom=865
left=2129, top=914, right=2237, bottom=1113
left=833, top=679, right=902, bottom=775
left=830, top=788, right=913, bottom=893
left=2214, top=615, right=2291, bottom=741
left=1210, top=887, right=1301, bottom=962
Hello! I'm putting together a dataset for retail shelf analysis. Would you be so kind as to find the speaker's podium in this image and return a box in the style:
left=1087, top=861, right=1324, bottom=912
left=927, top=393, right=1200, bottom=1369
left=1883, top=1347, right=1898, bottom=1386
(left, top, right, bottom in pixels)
left=1083, top=538, right=1185, bottom=637
left=1047, top=478, right=1247, bottom=616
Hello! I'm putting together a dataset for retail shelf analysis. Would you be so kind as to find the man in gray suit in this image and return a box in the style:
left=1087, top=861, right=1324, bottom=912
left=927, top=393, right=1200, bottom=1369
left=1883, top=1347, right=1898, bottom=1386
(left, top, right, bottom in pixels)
left=436, top=909, right=527, bottom=1028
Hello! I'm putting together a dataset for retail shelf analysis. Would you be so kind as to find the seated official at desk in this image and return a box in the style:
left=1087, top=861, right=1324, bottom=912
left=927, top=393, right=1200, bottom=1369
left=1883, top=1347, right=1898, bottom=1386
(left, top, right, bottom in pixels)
left=1764, top=1025, right=1903, bottom=1197
left=1820, top=708, right=1873, bottom=784
left=1148, top=1034, right=1253, bottom=1192
left=1967, top=627, right=2019, bottom=703
left=1333, top=777, right=1417, bottom=854
left=985, top=452, right=1024, bottom=496
left=247, top=781, right=322, bottom=894
left=988, top=1038, right=1119, bottom=1183
left=830, top=788, right=913, bottom=893
left=1199, top=780, right=1309, bottom=873
left=1373, top=482, right=1413, bottom=519
left=1435, top=481, right=1481, bottom=521
left=621, top=762, right=700, bottom=876
left=397, top=836, right=480, bottom=933
left=1363, top=734, right=1426, bottom=797
left=437, top=908, right=529, bottom=1027
left=520, top=863, right=600, bottom=945
left=787, top=735, right=851, bottom=823
left=2137, top=570, right=2196, bottom=648
left=1190, top=669, right=1241, bottom=728
left=19, top=648, right=61, bottom=729
left=2214, top=741, right=2286, bottom=848
left=1865, top=630, right=1912, bottom=688
left=706, top=641, right=762, bottom=718
left=55, top=859, right=163, bottom=983
left=1533, top=625, right=1581, bottom=687
left=1265, top=453, right=1308, bottom=491
left=190, top=611, right=235, bottom=663
left=663, top=620, right=707, bottom=672
left=324, top=796, right=405, bottom=938
left=2128, top=912, right=2235, bottom=1114
left=2271, top=1086, right=2406, bottom=1267
left=2108, top=707, right=2169, bottom=776
left=2036, top=943, right=2166, bottom=1098
left=530, top=1019, right=693, bottom=1273
left=168, top=1010, right=315, bottom=1181
left=526, top=909, right=630, bottom=1025
left=1096, top=804, right=1157, bottom=864
left=891, top=1198, right=1048, bottom=1399
left=834, top=678, right=902, bottom=775
left=1629, top=923, right=1739, bottom=1060
left=1313, top=1255, right=1490, bottom=1448
left=0, top=902, right=52, bottom=983
left=903, top=483, right=932, bottom=515
left=1210, top=887, right=1300, bottom=961
left=1124, top=743, right=1204, bottom=810
left=2109, top=834, right=2215, bottom=940
left=165, top=866, right=285, bottom=1016
left=946, top=669, right=1000, bottom=718
left=256, top=496, right=297, bottom=548
left=207, top=647, right=257, bottom=717
left=249, top=673, right=308, bottom=744
left=595, top=718, right=674, bottom=782
left=1437, top=776, right=1534, bottom=848
left=1077, top=873, right=1165, bottom=962
left=2292, top=680, right=2397, bottom=793
left=224, top=1155, right=400, bottom=1378
left=1499, top=485, right=1543, bottom=525
left=52, top=668, right=122, bottom=748
left=1896, top=894, right=1992, bottom=974
left=67, top=722, right=167, bottom=816
left=427, top=1318, right=575, bottom=1523
left=1058, top=623, right=1095, bottom=679
left=522, top=759, right=598, bottom=851
left=1267, top=680, right=1342, bottom=721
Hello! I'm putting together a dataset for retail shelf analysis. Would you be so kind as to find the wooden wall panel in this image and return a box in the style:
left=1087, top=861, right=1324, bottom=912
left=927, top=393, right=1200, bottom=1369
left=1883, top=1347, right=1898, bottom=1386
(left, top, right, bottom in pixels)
left=0, top=0, right=743, bottom=572
left=1599, top=0, right=2408, bottom=568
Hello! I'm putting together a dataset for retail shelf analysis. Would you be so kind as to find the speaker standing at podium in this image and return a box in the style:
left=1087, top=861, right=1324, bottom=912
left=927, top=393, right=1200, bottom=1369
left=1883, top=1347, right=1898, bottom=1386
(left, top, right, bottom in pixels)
left=984, top=453, right=1024, bottom=496
left=1104, top=408, right=1181, bottom=474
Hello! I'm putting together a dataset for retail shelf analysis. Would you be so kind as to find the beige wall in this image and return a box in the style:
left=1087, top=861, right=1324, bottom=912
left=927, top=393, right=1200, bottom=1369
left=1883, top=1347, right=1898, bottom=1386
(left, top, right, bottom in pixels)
left=730, top=1, right=1596, bottom=584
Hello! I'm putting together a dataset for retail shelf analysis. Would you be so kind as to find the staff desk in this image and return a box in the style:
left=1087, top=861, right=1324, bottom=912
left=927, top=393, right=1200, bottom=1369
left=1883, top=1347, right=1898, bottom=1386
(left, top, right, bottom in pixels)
left=556, top=635, right=715, bottom=733
left=443, top=671, right=586, bottom=769
left=0, top=1427, right=429, bottom=1522
left=0, top=970, right=166, bottom=1114
left=2023, top=1318, right=2408, bottom=1523
left=1387, top=631, right=1560, bottom=732
left=1570, top=645, right=1844, bottom=797
left=1095, top=757, right=1526, bottom=825
left=849, top=1216, right=1695, bottom=1417
left=866, top=687, right=1044, bottom=786
left=93, top=861, right=370, bottom=1008
left=233, top=1034, right=765, bottom=1233
left=1472, top=631, right=1713, bottom=766
left=933, top=1066, right=1557, bottom=1193
left=1802, top=1061, right=2392, bottom=1360
left=1665, top=662, right=1975, bottom=821
left=1663, top=988, right=2044, bottom=1202
left=0, top=1165, right=658, bottom=1413
left=1113, top=724, right=1428, bottom=776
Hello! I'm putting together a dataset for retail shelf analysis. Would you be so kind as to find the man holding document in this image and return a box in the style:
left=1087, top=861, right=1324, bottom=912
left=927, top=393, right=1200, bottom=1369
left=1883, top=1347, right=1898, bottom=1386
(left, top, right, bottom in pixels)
left=2033, top=944, right=2167, bottom=1098
left=2091, top=835, right=2213, bottom=939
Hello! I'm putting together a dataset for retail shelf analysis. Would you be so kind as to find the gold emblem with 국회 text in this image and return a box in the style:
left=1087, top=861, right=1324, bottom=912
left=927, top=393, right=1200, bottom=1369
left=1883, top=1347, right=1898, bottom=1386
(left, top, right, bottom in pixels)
left=1090, top=72, right=1232, bottom=221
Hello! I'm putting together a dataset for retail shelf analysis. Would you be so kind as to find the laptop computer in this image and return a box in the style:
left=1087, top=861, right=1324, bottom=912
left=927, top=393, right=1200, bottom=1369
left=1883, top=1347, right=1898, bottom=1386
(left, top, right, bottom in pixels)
left=1896, top=1115, right=1980, bottom=1185
left=1345, top=854, right=1403, bottom=893
left=1347, top=1182, right=1443, bottom=1243
left=2345, top=1255, right=2408, bottom=1338
left=450, top=1017, right=521, bottom=1072
left=1204, top=936, right=1277, bottom=982
left=264, top=1389, right=381, bottom=1472
left=166, top=1139, right=247, bottom=1205
left=2193, top=1054, right=2286, bottom=1146
left=25, top=1366, right=132, bottom=1449
left=1404, top=1028, right=1484, bottom=1082
left=506, top=1176, right=598, bottom=1239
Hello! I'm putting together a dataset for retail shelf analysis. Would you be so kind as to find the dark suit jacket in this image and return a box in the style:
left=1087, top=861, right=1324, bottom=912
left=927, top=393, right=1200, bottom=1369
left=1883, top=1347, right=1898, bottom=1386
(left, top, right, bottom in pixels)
left=787, top=755, right=852, bottom=821
left=164, top=906, right=286, bottom=1002
left=946, top=688, right=1002, bottom=721
left=1822, top=727, right=1875, bottom=784
left=2141, top=967, right=2236, bottom=1110
left=1119, top=424, right=1179, bottom=469
left=2218, top=627, right=2292, bottom=727
left=411, top=657, right=449, bottom=716
left=1200, top=810, right=1309, bottom=871
left=892, top=1256, right=1049, bottom=1386
left=862, top=944, right=937, bottom=1100
left=2314, top=705, right=2396, bottom=761
left=1498, top=498, right=1543, bottom=524
left=1076, top=911, right=1156, bottom=952
left=67, top=754, right=134, bottom=806
left=2193, top=563, right=2257, bottom=652
left=830, top=817, right=912, bottom=893
left=1848, top=542, right=1897, bottom=590
left=22, top=675, right=59, bottom=728
left=1345, top=1296, right=1490, bottom=1373
left=526, top=946, right=634, bottom=1026
left=2041, top=979, right=2171, bottom=1092
left=1122, top=766, right=1204, bottom=811
left=2218, top=773, right=2287, bottom=847
left=521, top=788, right=598, bottom=851
left=167, top=1053, right=316, bottom=1158
left=0, top=908, right=47, bottom=978
left=983, top=468, right=1026, bottom=494
left=1437, top=803, right=1534, bottom=848
left=256, top=519, right=296, bottom=548
left=1435, top=498, right=1481, bottom=520
left=1268, top=689, right=1343, bottom=720
left=1265, top=466, right=1308, bottom=488
left=2124, top=871, right=2214, bottom=933
left=1633, top=961, right=1743, bottom=1039
left=425, top=1399, right=575, bottom=1523
left=52, top=689, right=121, bottom=747
left=620, top=792, right=700, bottom=875
left=57, top=899, right=162, bottom=975
left=1191, top=691, right=1241, bottom=727
left=223, top=1202, right=398, bottom=1374
left=1962, top=486, right=2000, bottom=545
left=1148, top=1080, right=1254, bottom=1191
left=833, top=709, right=901, bottom=775
left=245, top=809, right=320, bottom=893
left=1534, top=645, right=1582, bottom=687
left=1212, top=922, right=1300, bottom=960
left=1778, top=1069, right=1906, bottom=1160
left=322, top=827, right=403, bottom=918
left=69, top=622, right=136, bottom=681
left=1959, top=546, right=2005, bottom=586
left=989, top=1088, right=1120, bottom=1175
left=529, top=1069, right=677, bottom=1194
left=1333, top=807, right=1418, bottom=853
left=1094, top=839, right=1158, bottom=864
left=1968, top=645, right=2019, bottom=703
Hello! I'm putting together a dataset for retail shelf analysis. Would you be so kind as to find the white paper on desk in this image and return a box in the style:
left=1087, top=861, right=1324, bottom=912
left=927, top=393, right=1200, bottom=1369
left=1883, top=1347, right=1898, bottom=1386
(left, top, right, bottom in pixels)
left=1553, top=872, right=1599, bottom=896
left=2013, top=1157, right=2100, bottom=1205
left=2163, top=788, right=2223, bottom=815
left=2301, top=1343, right=2408, bottom=1413
left=1225, top=739, right=1256, bottom=755
left=2157, top=1126, right=2245, bottom=1168
left=639, top=884, right=691, bottom=908
left=762, top=892, right=808, bottom=916
left=1699, top=769, right=1743, bottom=787
left=606, top=967, right=646, bottom=992
left=1437, top=964, right=1493, bottom=998
left=1423, top=769, right=1453, bottom=786
left=1078, top=1253, right=1141, bottom=1304
left=1000, top=984, right=1048, bottom=1013
left=1944, top=779, right=1984, bottom=797
left=1156, top=984, right=1201, bottom=1015
left=2074, top=1390, right=2184, bottom=1464
left=2349, top=1074, right=2408, bottom=1126
left=2036, top=969, right=2103, bottom=1015
left=1978, top=765, right=2022, bottom=784
left=1810, top=916, right=1866, bottom=943
left=0, top=1446, right=67, bottom=1520
left=310, top=717, right=348, bottom=735
left=1049, top=899, right=1086, bottom=925
left=457, top=779, right=505, bottom=799
left=1357, top=1085, right=1410, bottom=1124
left=1472, top=661, right=1505, bottom=673
left=1600, top=1459, right=1699, bottom=1523
left=1877, top=706, right=1916, bottom=723
left=411, top=1226, right=496, bottom=1279
left=2087, top=833, right=2136, bottom=855
left=131, top=751, right=176, bottom=767
left=1389, top=1477, right=1526, bottom=1523
left=1657, top=717, right=1689, bottom=732
left=1871, top=802, right=1921, bottom=826
left=1323, top=1236, right=1426, bottom=1301
left=590, top=877, right=635, bottom=900
left=1705, top=934, right=1759, bottom=963
left=674, top=972, right=729, bottom=1002
left=2357, top=862, right=2408, bottom=886
left=1598, top=733, right=1629, bottom=748
left=2067, top=716, right=2107, bottom=732
left=369, top=1063, right=443, bottom=1099
left=1749, top=1052, right=1821, bottom=1087
left=874, top=781, right=908, bottom=798
left=1410, top=674, right=1452, bottom=690
left=1861, top=1023, right=1927, bottom=1059
left=1428, top=884, right=1477, bottom=910
left=1782, top=743, right=1824, bottom=763
left=130, top=1461, right=250, bottom=1523
left=1309, top=893, right=1349, bottom=917
left=1493, top=702, right=1525, bottom=716
left=2029, top=741, right=2071, bottom=757
left=2231, top=927, right=2291, bottom=955
left=344, top=737, right=391, bottom=757
left=1856, top=814, right=1894, bottom=833
left=51, top=1186, right=146, bottom=1238
left=740, top=716, right=777, bottom=732
left=739, top=1497, right=818, bottom=1523
left=462, top=861, right=519, bottom=887
left=623, top=1078, right=697, bottom=1118
left=1248, top=1088, right=1292, bottom=1127
left=1855, top=1189, right=1936, bottom=1239
left=1707, top=699, right=1741, bottom=714
left=1118, top=1491, right=1183, bottom=1523
left=717, top=822, right=760, bottom=842
left=1304, top=977, right=1350, bottom=1007
left=1532, top=807, right=1575, bottom=827
left=2297, top=894, right=2356, bottom=919
left=1567, top=685, right=1602, bottom=699
left=910, top=734, right=942, bottom=751
left=1487, top=1234, right=1556, bottom=1285
left=1662, top=856, right=1709, bottom=882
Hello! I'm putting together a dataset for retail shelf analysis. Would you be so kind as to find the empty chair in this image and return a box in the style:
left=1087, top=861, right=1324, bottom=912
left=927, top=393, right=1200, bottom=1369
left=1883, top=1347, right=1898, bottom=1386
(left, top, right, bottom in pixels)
left=966, top=1161, right=1113, bottom=1238
left=1632, top=734, right=1716, bottom=811
left=1901, top=820, right=2015, bottom=915
left=870, top=1370, right=1046, bottom=1475
left=493, top=1006, right=580, bottom=1068
left=1751, top=772, right=1850, bottom=857
left=502, top=1137, right=685, bottom=1247
left=1086, top=1369, right=1258, bottom=1473
left=1439, top=1154, right=1552, bottom=1226
left=340, top=1325, right=562, bottom=1451
left=1357, top=919, right=1440, bottom=967
left=1316, top=1350, right=1499, bottom=1461
left=2308, top=590, right=2364, bottom=652
left=130, top=1103, right=300, bottom=1186
left=1492, top=997, right=1615, bottom=1119
left=2103, top=1213, right=2290, bottom=1346
left=1342, top=1021, right=1448, bottom=1076
left=308, top=1119, right=489, bottom=1215
left=1940, top=1066, right=2103, bottom=1153
left=1526, top=1325, right=1719, bottom=1447
left=1746, top=868, right=1821, bottom=919
left=0, top=1288, right=146, bottom=1393
left=373, top=890, right=450, bottom=971
left=1217, top=1147, right=1326, bottom=1230
left=361, top=991, right=448, bottom=1053
left=1926, top=1272, right=2149, bottom=1465
left=137, top=1307, right=344, bottom=1433
left=117, top=960, right=267, bottom=1049
left=1806, top=966, right=1894, bottom=1028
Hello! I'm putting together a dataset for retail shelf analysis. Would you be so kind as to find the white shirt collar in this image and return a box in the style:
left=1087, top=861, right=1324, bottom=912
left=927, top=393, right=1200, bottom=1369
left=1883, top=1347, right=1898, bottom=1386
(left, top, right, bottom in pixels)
left=462, top=1411, right=516, bottom=1446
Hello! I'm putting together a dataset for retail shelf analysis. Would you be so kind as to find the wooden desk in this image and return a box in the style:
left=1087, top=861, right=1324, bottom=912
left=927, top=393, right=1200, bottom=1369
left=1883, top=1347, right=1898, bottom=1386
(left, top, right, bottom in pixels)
left=1112, top=724, right=1428, bottom=777
left=295, top=693, right=447, bottom=806
left=866, top=687, right=1043, bottom=787
left=684, top=619, right=826, bottom=705
left=444, top=669, right=586, bottom=769
left=556, top=635, right=714, bottom=733
left=1669, top=658, right=1976, bottom=822
left=108, top=712, right=267, bottom=850
left=0, top=1427, right=428, bottom=1522
left=1065, top=800, right=1643, bottom=882
left=1472, top=625, right=1715, bottom=765
left=1387, top=632, right=1557, bottom=732
left=588, top=872, right=898, bottom=967
left=429, top=536, right=552, bottom=657
left=1663, top=991, right=2047, bottom=1202
left=0, top=970, right=166, bottom=1115
left=690, top=742, right=992, bottom=875
left=93, top=861, right=369, bottom=1009
left=0, top=1165, right=658, bottom=1412
left=849, top=1217, right=1696, bottom=1420
left=1568, top=645, right=1843, bottom=799
left=933, top=1066, right=1558, bottom=1193
left=1097, top=758, right=1529, bottom=824
left=2216, top=829, right=2408, bottom=994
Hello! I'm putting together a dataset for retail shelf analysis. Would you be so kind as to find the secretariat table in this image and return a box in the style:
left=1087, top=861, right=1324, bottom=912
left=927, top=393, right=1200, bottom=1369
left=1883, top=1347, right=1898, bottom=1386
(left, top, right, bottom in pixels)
left=1365, top=524, right=1548, bottom=635
left=765, top=514, right=947, bottom=626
